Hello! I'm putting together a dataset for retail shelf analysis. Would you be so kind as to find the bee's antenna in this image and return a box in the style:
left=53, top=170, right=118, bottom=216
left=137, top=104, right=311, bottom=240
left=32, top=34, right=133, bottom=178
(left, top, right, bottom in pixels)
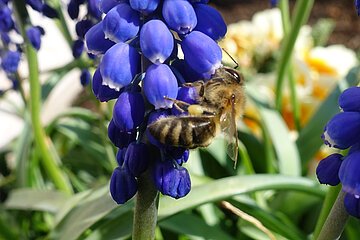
left=222, top=48, right=238, bottom=69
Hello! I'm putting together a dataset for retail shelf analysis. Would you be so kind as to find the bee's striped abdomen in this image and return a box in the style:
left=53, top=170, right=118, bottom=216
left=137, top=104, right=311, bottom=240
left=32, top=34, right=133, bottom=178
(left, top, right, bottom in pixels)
left=148, top=116, right=218, bottom=148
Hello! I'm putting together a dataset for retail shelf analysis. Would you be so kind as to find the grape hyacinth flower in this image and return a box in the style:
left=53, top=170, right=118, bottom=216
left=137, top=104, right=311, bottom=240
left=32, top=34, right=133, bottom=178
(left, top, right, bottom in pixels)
left=83, top=0, right=227, bottom=203
left=317, top=86, right=360, bottom=218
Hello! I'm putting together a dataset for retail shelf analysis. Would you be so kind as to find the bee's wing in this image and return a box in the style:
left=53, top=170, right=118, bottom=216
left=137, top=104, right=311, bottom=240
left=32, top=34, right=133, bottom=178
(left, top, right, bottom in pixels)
left=220, top=102, right=239, bottom=168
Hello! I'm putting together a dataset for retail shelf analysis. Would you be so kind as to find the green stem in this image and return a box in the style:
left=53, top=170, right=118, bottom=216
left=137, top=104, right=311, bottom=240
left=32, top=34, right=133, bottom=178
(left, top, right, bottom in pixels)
left=312, top=184, right=343, bottom=239
left=275, top=0, right=314, bottom=111
left=13, top=0, right=73, bottom=194
left=132, top=168, right=159, bottom=240
left=316, top=190, right=349, bottom=240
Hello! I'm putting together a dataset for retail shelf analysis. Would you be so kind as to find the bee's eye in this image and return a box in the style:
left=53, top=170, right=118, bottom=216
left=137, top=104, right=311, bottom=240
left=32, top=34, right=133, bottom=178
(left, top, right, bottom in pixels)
left=227, top=68, right=242, bottom=83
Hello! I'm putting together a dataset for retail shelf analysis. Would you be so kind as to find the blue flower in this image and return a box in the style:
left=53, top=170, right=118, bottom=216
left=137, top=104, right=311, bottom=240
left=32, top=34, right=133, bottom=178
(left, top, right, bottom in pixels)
left=99, top=0, right=119, bottom=13
left=339, top=151, right=360, bottom=196
left=143, top=64, right=178, bottom=109
left=322, top=112, right=360, bottom=149
left=1, top=50, right=21, bottom=74
left=339, top=87, right=360, bottom=112
left=193, top=4, right=227, bottom=41
left=172, top=86, right=198, bottom=115
left=124, top=142, right=150, bottom=177
left=189, top=0, right=209, bottom=3
left=88, top=0, right=102, bottom=20
left=107, top=119, right=137, bottom=148
left=0, top=4, right=14, bottom=32
left=92, top=68, right=120, bottom=102
left=170, top=59, right=208, bottom=83
left=26, top=26, right=44, bottom=50
left=181, top=31, right=222, bottom=77
left=116, top=147, right=127, bottom=166
left=129, top=0, right=160, bottom=14
left=140, top=19, right=174, bottom=64
left=356, top=0, right=360, bottom=16
left=67, top=0, right=80, bottom=20
left=112, top=91, right=145, bottom=132
left=26, top=0, right=44, bottom=12
left=316, top=153, right=342, bottom=186
left=162, top=0, right=197, bottom=35
left=85, top=21, right=115, bottom=55
left=99, top=42, right=140, bottom=90
left=80, top=69, right=91, bottom=86
left=42, top=4, right=58, bottom=18
left=75, top=19, right=94, bottom=39
left=344, top=193, right=360, bottom=218
left=110, top=167, right=137, bottom=204
left=153, top=159, right=191, bottom=198
left=102, top=3, right=140, bottom=43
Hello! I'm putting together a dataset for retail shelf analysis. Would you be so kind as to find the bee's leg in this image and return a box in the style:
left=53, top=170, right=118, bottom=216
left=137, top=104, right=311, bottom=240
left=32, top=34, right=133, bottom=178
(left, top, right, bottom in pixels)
left=183, top=80, right=204, bottom=87
left=164, top=96, right=190, bottom=113
left=188, top=105, right=217, bottom=116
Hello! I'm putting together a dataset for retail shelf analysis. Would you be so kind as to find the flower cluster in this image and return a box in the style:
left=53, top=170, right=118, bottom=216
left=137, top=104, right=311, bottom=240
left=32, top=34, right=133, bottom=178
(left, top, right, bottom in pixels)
left=83, top=0, right=227, bottom=204
left=317, top=86, right=360, bottom=218
left=0, top=0, right=57, bottom=91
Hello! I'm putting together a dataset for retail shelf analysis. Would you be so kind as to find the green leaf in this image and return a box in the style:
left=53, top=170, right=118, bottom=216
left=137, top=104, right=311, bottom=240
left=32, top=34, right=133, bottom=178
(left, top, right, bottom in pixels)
left=297, top=66, right=360, bottom=165
left=4, top=189, right=69, bottom=213
left=247, top=84, right=301, bottom=176
left=159, top=212, right=235, bottom=240
left=311, top=18, right=336, bottom=47
left=159, top=174, right=323, bottom=218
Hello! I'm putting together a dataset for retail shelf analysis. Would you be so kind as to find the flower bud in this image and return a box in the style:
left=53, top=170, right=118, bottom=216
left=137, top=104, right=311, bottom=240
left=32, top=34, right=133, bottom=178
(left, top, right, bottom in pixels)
left=124, top=142, right=150, bottom=177
left=1, top=50, right=21, bottom=74
left=103, top=3, right=140, bottom=43
left=110, top=167, right=137, bottom=204
left=193, top=4, right=227, bottom=41
left=316, top=153, right=342, bottom=186
left=76, top=20, right=93, bottom=39
left=129, top=0, right=160, bottom=14
left=140, top=20, right=174, bottom=64
left=92, top=68, right=120, bottom=102
left=80, top=69, right=91, bottom=86
left=113, top=91, right=145, bottom=131
left=344, top=193, right=360, bottom=218
left=339, top=151, right=360, bottom=196
left=26, top=26, right=43, bottom=50
left=99, top=0, right=121, bottom=13
left=88, top=0, right=102, bottom=20
left=322, top=112, right=360, bottom=149
left=143, top=64, right=178, bottom=109
left=85, top=21, right=115, bottom=55
left=116, top=147, right=127, bottom=166
left=42, top=4, right=58, bottom=18
left=0, top=5, right=14, bottom=32
left=27, top=0, right=44, bottom=12
left=181, top=31, right=222, bottom=77
left=162, top=0, right=197, bottom=35
left=100, top=42, right=140, bottom=90
left=171, top=59, right=208, bottom=82
left=72, top=39, right=84, bottom=58
left=339, top=87, right=360, bottom=112
left=153, top=160, right=191, bottom=199
left=108, top=119, right=137, bottom=148
left=67, top=0, right=80, bottom=20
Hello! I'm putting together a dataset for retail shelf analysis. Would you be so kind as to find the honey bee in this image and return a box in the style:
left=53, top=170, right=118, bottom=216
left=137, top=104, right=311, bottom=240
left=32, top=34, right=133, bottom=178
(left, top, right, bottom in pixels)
left=148, top=66, right=245, bottom=166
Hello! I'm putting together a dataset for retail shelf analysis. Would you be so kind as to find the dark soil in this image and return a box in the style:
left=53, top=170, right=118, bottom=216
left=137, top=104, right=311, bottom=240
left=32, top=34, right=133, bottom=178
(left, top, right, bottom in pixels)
left=213, top=0, right=360, bottom=51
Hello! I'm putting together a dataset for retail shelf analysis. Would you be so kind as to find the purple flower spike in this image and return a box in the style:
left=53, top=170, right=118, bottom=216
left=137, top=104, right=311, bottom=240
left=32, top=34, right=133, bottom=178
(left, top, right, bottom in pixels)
left=99, top=0, right=120, bottom=13
left=92, top=68, right=120, bottom=102
left=162, top=0, right=197, bottom=35
left=113, top=91, right=145, bottom=131
left=143, top=64, right=178, bottom=109
left=108, top=119, right=137, bottom=148
left=140, top=20, right=174, bottom=64
left=103, top=3, right=140, bottom=43
left=344, top=193, right=360, bottom=219
left=316, top=153, right=343, bottom=186
left=322, top=112, right=360, bottom=149
left=110, top=167, right=137, bottom=204
left=85, top=21, right=115, bottom=55
left=124, top=142, right=150, bottom=177
left=1, top=50, right=21, bottom=74
left=153, top=160, right=191, bottom=199
left=26, top=26, right=43, bottom=51
left=100, top=42, right=140, bottom=90
left=129, top=0, right=160, bottom=14
left=193, top=4, right=227, bottom=41
left=339, top=151, right=360, bottom=196
left=181, top=31, right=222, bottom=77
left=339, top=87, right=360, bottom=112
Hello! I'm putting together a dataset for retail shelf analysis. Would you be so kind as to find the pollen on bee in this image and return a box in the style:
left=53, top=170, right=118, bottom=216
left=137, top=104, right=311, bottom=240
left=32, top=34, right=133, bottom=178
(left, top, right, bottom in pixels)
left=188, top=105, right=204, bottom=116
